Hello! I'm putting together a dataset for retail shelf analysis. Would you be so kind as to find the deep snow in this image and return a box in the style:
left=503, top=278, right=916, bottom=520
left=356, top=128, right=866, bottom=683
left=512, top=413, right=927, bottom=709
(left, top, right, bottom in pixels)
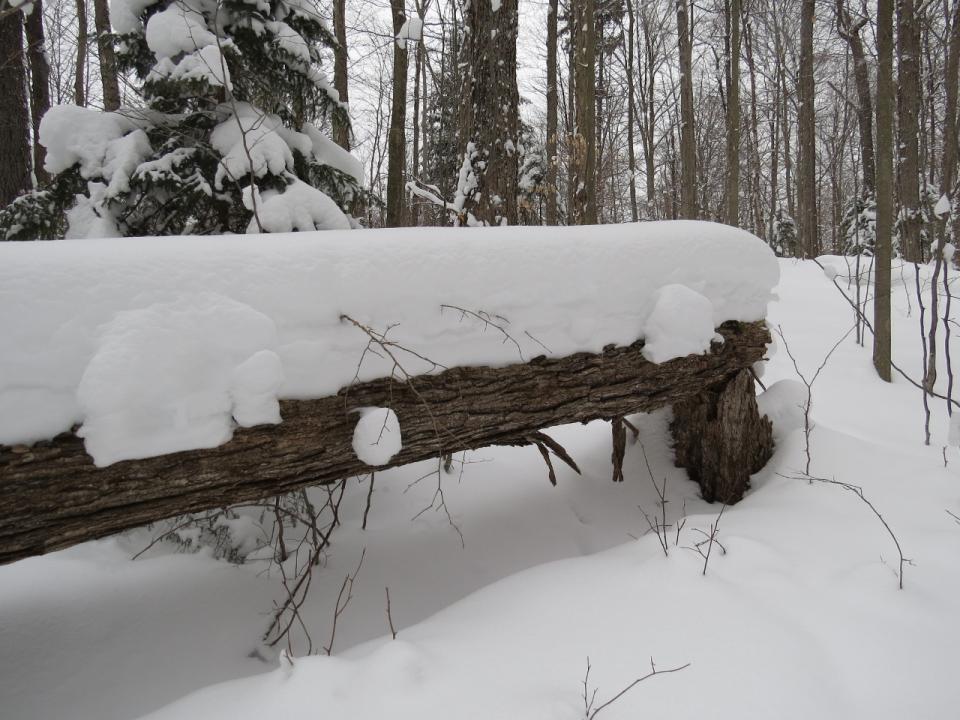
left=0, top=221, right=776, bottom=463
left=0, top=256, right=958, bottom=720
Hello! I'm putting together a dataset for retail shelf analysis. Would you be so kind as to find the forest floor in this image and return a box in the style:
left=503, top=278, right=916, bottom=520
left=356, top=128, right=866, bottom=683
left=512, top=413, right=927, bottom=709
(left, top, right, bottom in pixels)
left=2, top=257, right=959, bottom=720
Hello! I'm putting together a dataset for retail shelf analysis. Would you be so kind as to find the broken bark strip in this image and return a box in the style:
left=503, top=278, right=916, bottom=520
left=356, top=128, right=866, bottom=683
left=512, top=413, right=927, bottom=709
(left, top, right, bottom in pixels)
left=0, top=321, right=770, bottom=565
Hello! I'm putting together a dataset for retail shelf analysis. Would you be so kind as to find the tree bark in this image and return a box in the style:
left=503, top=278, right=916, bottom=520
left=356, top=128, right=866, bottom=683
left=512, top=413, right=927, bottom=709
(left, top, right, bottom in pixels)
left=725, top=0, right=741, bottom=227
left=24, top=0, right=50, bottom=185
left=874, top=0, right=894, bottom=381
left=0, top=9, right=30, bottom=206
left=676, top=0, right=697, bottom=219
left=798, top=0, right=817, bottom=257
left=92, top=0, right=119, bottom=110
left=386, top=0, right=408, bottom=227
left=672, top=368, right=772, bottom=504
left=546, top=0, right=559, bottom=225
left=461, top=0, right=519, bottom=225
left=896, top=0, right=922, bottom=262
left=332, top=0, right=350, bottom=151
left=571, top=0, right=597, bottom=224
left=0, top=320, right=772, bottom=565
left=75, top=0, right=87, bottom=106
left=624, top=0, right=638, bottom=222
left=836, top=0, right=877, bottom=196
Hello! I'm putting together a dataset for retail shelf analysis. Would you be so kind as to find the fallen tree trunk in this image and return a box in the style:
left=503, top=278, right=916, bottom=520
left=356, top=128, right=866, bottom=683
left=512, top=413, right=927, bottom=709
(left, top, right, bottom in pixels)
left=0, top=320, right=772, bottom=565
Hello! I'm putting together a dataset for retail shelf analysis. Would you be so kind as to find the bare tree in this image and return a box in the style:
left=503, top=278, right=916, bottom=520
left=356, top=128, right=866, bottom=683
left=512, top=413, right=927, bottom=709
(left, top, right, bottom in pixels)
left=874, top=0, right=894, bottom=381
left=798, top=0, right=817, bottom=256
left=74, top=0, right=87, bottom=106
left=725, top=0, right=741, bottom=226
left=0, top=8, right=30, bottom=205
left=546, top=0, right=559, bottom=224
left=332, top=0, right=350, bottom=151
left=386, top=0, right=408, bottom=227
left=25, top=0, right=50, bottom=184
left=571, top=0, right=597, bottom=223
left=92, top=0, right=119, bottom=110
left=460, top=0, right=520, bottom=225
left=676, top=0, right=696, bottom=219
left=896, top=0, right=922, bottom=261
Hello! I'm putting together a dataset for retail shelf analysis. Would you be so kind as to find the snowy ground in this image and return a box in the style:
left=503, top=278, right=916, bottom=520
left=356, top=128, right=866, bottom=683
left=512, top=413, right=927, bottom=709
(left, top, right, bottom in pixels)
left=2, top=257, right=959, bottom=719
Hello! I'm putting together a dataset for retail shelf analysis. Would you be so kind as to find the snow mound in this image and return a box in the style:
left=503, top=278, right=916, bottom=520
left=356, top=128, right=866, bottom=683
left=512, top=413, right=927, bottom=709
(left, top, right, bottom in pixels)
left=352, top=407, right=402, bottom=466
left=0, top=221, right=778, bottom=459
left=757, top=379, right=807, bottom=442
left=642, top=284, right=718, bottom=363
left=76, top=293, right=280, bottom=466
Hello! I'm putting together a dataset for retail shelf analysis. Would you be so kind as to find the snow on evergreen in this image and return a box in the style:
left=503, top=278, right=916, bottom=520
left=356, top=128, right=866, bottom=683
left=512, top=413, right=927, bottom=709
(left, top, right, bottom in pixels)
left=0, top=0, right=367, bottom=240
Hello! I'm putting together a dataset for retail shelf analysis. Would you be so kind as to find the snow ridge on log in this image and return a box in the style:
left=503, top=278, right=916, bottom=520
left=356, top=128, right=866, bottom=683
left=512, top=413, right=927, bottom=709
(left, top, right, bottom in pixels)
left=0, top=320, right=770, bottom=565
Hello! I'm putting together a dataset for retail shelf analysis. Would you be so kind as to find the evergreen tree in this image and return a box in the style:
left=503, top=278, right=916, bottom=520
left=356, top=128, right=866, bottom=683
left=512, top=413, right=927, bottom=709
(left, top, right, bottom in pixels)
left=1, top=0, right=369, bottom=240
left=771, top=207, right=798, bottom=257
left=840, top=193, right=878, bottom=256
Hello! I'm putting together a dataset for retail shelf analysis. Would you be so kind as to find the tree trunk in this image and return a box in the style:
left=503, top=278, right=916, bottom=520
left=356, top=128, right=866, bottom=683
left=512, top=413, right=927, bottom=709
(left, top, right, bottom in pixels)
left=896, top=0, right=922, bottom=261
left=836, top=0, right=877, bottom=196
left=546, top=0, right=559, bottom=225
left=625, top=0, right=638, bottom=222
left=943, top=0, right=960, bottom=202
left=75, top=0, right=88, bottom=106
left=386, top=0, right=408, bottom=227
left=725, top=0, right=741, bottom=226
left=461, top=0, right=519, bottom=225
left=676, top=0, right=697, bottom=219
left=92, top=0, right=120, bottom=110
left=571, top=0, right=597, bottom=224
left=874, top=0, right=894, bottom=382
left=798, top=0, right=817, bottom=257
left=24, top=0, right=50, bottom=185
left=0, top=320, right=772, bottom=565
left=332, top=0, right=350, bottom=151
left=0, top=9, right=30, bottom=206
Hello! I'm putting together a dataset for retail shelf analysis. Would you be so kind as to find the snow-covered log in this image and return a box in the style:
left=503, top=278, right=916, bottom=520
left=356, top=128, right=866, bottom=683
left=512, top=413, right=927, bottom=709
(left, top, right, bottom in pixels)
left=0, top=221, right=779, bottom=563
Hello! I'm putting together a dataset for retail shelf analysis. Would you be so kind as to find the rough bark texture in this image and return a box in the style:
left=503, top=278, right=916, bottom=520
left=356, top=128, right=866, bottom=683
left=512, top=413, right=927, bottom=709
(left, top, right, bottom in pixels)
left=386, top=0, right=407, bottom=227
left=836, top=0, right=876, bottom=195
left=676, top=0, right=696, bottom=219
left=571, top=0, right=597, bottom=224
left=92, top=0, right=120, bottom=110
left=545, top=0, right=558, bottom=225
left=75, top=0, right=87, bottom=105
left=874, top=0, right=894, bottom=382
left=0, top=9, right=30, bottom=207
left=798, top=0, right=817, bottom=257
left=671, top=369, right=773, bottom=504
left=896, top=0, right=921, bottom=261
left=332, top=0, right=350, bottom=151
left=0, top=321, right=771, bottom=565
left=725, top=0, right=741, bottom=227
left=25, top=0, right=50, bottom=185
left=462, top=0, right=519, bottom=225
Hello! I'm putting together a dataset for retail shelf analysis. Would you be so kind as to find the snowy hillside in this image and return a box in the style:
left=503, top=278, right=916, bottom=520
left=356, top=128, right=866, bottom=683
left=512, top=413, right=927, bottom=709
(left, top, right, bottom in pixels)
left=1, top=255, right=958, bottom=720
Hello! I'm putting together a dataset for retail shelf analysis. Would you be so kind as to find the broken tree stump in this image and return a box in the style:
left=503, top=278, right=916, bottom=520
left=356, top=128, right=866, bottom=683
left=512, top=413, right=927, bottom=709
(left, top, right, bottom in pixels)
left=671, top=368, right=774, bottom=504
left=0, top=321, right=772, bottom=565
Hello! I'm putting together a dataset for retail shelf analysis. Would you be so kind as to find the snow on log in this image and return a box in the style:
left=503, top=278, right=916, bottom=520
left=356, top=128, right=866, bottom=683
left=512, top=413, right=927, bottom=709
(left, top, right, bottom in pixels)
left=0, top=221, right=778, bottom=564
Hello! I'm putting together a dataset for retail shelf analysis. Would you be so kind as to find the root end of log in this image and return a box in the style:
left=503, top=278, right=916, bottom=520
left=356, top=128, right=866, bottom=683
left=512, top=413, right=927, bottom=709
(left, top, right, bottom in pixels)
left=671, top=369, right=774, bottom=504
